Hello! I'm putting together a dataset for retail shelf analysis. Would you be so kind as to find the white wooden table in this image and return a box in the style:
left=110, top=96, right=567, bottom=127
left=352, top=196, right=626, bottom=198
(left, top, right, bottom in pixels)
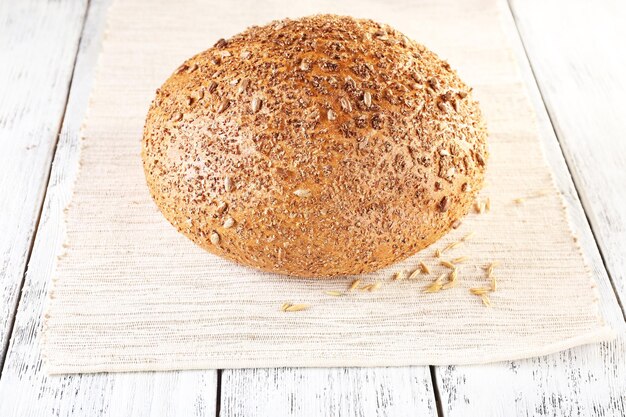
left=0, top=0, right=625, bottom=415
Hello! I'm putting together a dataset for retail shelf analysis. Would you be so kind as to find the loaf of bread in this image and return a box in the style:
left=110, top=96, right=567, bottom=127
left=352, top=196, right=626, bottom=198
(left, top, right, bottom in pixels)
left=142, top=15, right=488, bottom=278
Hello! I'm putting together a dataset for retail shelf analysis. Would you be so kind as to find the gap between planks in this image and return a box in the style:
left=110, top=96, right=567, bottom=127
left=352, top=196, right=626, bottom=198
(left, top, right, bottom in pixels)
left=432, top=1, right=626, bottom=416
left=506, top=0, right=626, bottom=320
left=0, top=0, right=218, bottom=415
left=0, top=1, right=90, bottom=376
left=0, top=0, right=89, bottom=369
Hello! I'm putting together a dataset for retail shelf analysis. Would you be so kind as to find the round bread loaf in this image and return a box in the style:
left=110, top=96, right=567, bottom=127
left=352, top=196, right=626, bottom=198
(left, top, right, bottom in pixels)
left=142, top=14, right=488, bottom=278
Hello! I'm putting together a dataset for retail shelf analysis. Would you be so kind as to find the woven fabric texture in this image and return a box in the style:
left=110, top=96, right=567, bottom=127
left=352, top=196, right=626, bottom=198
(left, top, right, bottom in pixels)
left=42, top=0, right=613, bottom=374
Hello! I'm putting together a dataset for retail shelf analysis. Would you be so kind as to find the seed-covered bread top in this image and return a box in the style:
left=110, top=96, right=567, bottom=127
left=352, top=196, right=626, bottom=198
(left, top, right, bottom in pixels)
left=142, top=14, right=488, bottom=277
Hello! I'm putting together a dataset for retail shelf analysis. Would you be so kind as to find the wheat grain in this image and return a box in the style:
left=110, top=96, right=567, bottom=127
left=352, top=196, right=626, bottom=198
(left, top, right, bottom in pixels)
left=419, top=261, right=430, bottom=274
left=216, top=98, right=230, bottom=114
left=462, top=232, right=474, bottom=242
left=363, top=91, right=372, bottom=107
left=424, top=282, right=443, bottom=293
left=440, top=260, right=456, bottom=269
left=443, top=240, right=463, bottom=252
left=485, top=261, right=500, bottom=278
left=452, top=256, right=468, bottom=264
left=481, top=294, right=491, bottom=307
left=424, top=273, right=446, bottom=293
left=449, top=269, right=458, bottom=283
left=515, top=191, right=549, bottom=205
left=285, top=303, right=310, bottom=312
left=325, top=291, right=343, bottom=297
left=470, top=287, right=491, bottom=296
left=394, top=270, right=408, bottom=281
left=293, top=189, right=311, bottom=198
left=251, top=97, right=262, bottom=113
left=442, top=281, right=457, bottom=290
left=224, top=176, right=233, bottom=192
left=349, top=279, right=361, bottom=291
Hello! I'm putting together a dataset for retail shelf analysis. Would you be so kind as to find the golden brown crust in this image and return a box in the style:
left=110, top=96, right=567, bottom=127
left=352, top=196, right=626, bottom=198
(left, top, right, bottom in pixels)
left=142, top=15, right=488, bottom=277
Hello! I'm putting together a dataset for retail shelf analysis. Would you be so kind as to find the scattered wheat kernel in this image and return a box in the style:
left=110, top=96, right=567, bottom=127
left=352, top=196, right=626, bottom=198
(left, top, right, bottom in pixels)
left=514, top=197, right=525, bottom=204
left=485, top=261, right=500, bottom=278
left=470, top=287, right=491, bottom=296
left=424, top=274, right=446, bottom=292
left=370, top=282, right=383, bottom=292
left=349, top=279, right=361, bottom=291
left=444, top=240, right=463, bottom=252
left=485, top=197, right=491, bottom=212
left=452, top=256, right=469, bottom=264
left=424, top=282, right=443, bottom=293
left=360, top=284, right=374, bottom=291
left=435, top=249, right=442, bottom=258
left=285, top=304, right=310, bottom=312
left=442, top=281, right=457, bottom=290
left=325, top=291, right=343, bottom=297
left=481, top=294, right=491, bottom=307
left=474, top=201, right=482, bottom=213
left=280, top=303, right=291, bottom=311
left=440, top=260, right=456, bottom=269
left=491, top=276, right=497, bottom=292
left=462, top=232, right=475, bottom=242
left=394, top=270, right=408, bottom=281
left=419, top=261, right=430, bottom=274
left=449, top=269, right=458, bottom=283
left=408, top=269, right=421, bottom=280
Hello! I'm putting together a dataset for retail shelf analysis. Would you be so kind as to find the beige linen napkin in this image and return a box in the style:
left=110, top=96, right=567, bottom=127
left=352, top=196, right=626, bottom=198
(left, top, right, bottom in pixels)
left=41, top=0, right=613, bottom=373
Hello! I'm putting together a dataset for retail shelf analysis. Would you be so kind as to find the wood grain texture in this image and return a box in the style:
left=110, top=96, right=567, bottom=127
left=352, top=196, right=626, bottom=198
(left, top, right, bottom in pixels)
left=1, top=0, right=624, bottom=415
left=221, top=367, right=437, bottom=417
left=510, top=0, right=626, bottom=308
left=0, top=0, right=217, bottom=415
left=0, top=0, right=88, bottom=362
left=434, top=1, right=626, bottom=416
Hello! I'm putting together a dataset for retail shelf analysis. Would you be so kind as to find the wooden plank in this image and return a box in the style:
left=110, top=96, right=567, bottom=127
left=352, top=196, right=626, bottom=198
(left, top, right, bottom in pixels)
left=0, top=0, right=88, bottom=361
left=221, top=367, right=437, bottom=417
left=511, top=0, right=626, bottom=307
left=0, top=0, right=218, bottom=415
left=434, top=1, right=626, bottom=415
